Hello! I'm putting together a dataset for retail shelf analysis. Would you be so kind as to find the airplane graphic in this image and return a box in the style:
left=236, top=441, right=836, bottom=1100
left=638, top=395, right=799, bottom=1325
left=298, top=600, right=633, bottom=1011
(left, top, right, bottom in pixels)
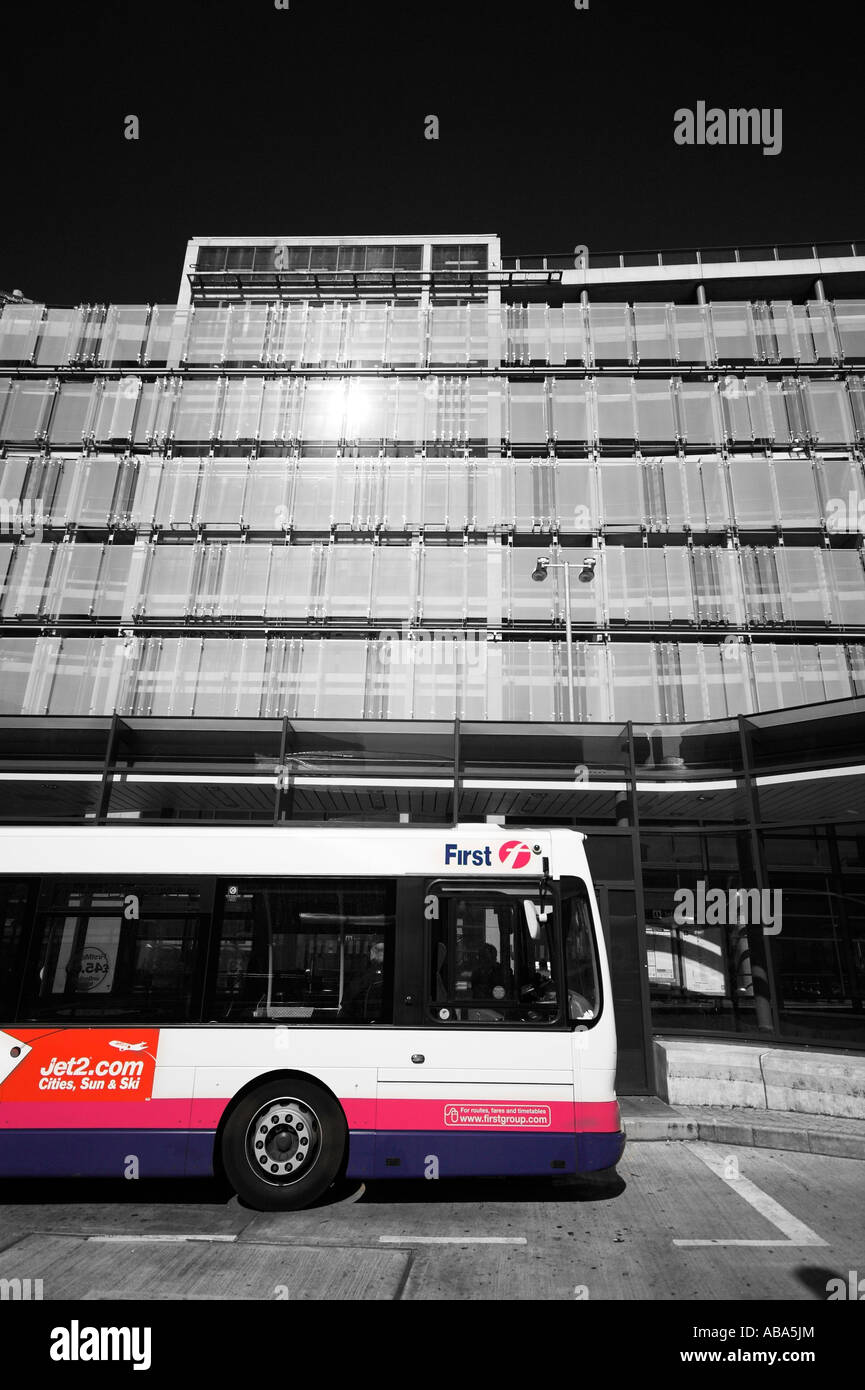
left=108, top=1040, right=149, bottom=1052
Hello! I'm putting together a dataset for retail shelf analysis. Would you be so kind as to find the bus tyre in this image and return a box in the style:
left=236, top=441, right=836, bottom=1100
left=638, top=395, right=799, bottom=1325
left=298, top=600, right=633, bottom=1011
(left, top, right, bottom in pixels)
left=222, top=1079, right=347, bottom=1211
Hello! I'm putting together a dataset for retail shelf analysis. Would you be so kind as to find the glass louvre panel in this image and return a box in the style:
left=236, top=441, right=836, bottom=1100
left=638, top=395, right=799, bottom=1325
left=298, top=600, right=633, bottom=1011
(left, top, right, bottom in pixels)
left=721, top=381, right=754, bottom=442
left=272, top=304, right=306, bottom=366
left=751, top=645, right=805, bottom=712
left=556, top=461, right=596, bottom=530
left=411, top=651, right=457, bottom=720
left=371, top=546, right=415, bottom=620
left=173, top=381, right=219, bottom=442
left=598, top=460, right=642, bottom=525
left=595, top=379, right=636, bottom=440
left=467, top=306, right=491, bottom=365
left=633, top=304, right=673, bottom=360
left=302, top=641, right=366, bottom=718
left=501, top=642, right=557, bottom=721
left=45, top=544, right=101, bottom=617
left=48, top=382, right=95, bottom=444
left=185, top=308, right=229, bottom=364
left=729, top=458, right=776, bottom=527
left=49, top=458, right=81, bottom=527
left=421, top=546, right=467, bottom=620
left=692, top=548, right=736, bottom=623
left=447, top=461, right=469, bottom=528
left=834, top=302, right=865, bottom=360
left=658, top=459, right=687, bottom=528
left=429, top=306, right=467, bottom=364
left=665, top=548, right=694, bottom=620
left=768, top=303, right=799, bottom=361
left=606, top=548, right=651, bottom=622
left=141, top=638, right=201, bottom=716
left=465, top=546, right=489, bottom=619
left=267, top=546, right=318, bottom=619
left=773, top=459, right=819, bottom=526
left=588, top=305, right=632, bottom=362
left=34, top=308, right=82, bottom=366
left=710, top=303, right=758, bottom=361
left=93, top=381, right=138, bottom=441
left=826, top=550, right=865, bottom=624
left=673, top=306, right=711, bottom=363
left=381, top=460, right=415, bottom=527
left=850, top=377, right=865, bottom=440
left=740, top=548, right=782, bottom=624
left=816, top=644, right=853, bottom=702
left=0, top=303, right=43, bottom=362
left=301, top=381, right=345, bottom=445
left=215, top=545, right=271, bottom=617
left=193, top=639, right=238, bottom=715
left=128, top=458, right=163, bottom=527
left=292, top=462, right=338, bottom=528
left=806, top=302, right=837, bottom=362
left=389, top=306, right=425, bottom=366
left=820, top=458, right=865, bottom=534
left=560, top=304, right=588, bottom=365
left=330, top=461, right=357, bottom=527
left=506, top=548, right=556, bottom=622
left=198, top=460, right=248, bottom=526
left=96, top=545, right=139, bottom=619
left=144, top=307, right=188, bottom=367
left=0, top=380, right=9, bottom=434
left=7, top=543, right=54, bottom=616
left=131, top=382, right=160, bottom=446
left=0, top=636, right=38, bottom=712
left=220, top=379, right=263, bottom=440
left=779, top=548, right=827, bottom=624
left=344, top=303, right=388, bottom=365
left=634, top=379, right=676, bottom=442
left=246, top=461, right=291, bottom=529
left=468, top=380, right=502, bottom=446
left=154, top=459, right=202, bottom=529
left=508, top=382, right=546, bottom=445
left=788, top=305, right=818, bottom=365
left=761, top=379, right=794, bottom=442
left=225, top=305, right=269, bottom=364
left=141, top=546, right=197, bottom=617
left=304, top=305, right=344, bottom=365
left=423, top=463, right=451, bottom=527
left=0, top=458, right=27, bottom=517
left=323, top=545, right=374, bottom=618
left=345, top=380, right=388, bottom=443
left=260, top=378, right=295, bottom=443
left=677, top=381, right=721, bottom=445
left=388, top=380, right=424, bottom=446
left=76, top=458, right=122, bottom=525
left=608, top=645, right=658, bottom=721
left=803, top=381, right=854, bottom=445
left=2, top=382, right=53, bottom=440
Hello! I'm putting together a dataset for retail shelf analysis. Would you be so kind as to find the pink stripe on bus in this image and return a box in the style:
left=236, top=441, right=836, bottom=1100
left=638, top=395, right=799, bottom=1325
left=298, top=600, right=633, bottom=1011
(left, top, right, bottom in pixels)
left=0, top=1099, right=229, bottom=1131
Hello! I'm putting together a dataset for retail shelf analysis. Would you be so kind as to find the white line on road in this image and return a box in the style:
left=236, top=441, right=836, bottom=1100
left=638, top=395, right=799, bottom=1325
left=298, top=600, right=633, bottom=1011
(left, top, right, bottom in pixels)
left=87, top=1234, right=238, bottom=1243
left=673, top=1143, right=828, bottom=1248
left=379, top=1236, right=527, bottom=1246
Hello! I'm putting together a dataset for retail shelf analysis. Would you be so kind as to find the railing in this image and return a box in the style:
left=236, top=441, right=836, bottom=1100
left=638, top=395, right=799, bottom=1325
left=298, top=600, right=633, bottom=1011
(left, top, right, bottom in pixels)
left=503, top=240, right=865, bottom=272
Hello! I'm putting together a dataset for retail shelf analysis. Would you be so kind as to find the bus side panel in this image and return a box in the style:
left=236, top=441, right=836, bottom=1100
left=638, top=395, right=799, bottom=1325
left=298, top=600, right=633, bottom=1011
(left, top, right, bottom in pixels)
left=0, top=1130, right=193, bottom=1179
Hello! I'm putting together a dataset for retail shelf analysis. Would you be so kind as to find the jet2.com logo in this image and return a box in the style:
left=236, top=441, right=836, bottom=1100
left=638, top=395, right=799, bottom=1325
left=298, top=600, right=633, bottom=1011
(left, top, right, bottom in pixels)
left=499, top=840, right=533, bottom=869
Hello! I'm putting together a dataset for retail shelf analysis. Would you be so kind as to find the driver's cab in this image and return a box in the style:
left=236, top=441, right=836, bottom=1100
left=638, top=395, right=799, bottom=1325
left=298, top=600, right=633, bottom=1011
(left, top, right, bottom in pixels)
left=426, top=878, right=599, bottom=1027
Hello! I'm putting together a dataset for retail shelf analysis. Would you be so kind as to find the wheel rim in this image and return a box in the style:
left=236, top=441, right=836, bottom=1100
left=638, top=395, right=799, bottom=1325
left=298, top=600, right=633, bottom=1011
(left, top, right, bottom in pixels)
left=245, top=1097, right=322, bottom=1186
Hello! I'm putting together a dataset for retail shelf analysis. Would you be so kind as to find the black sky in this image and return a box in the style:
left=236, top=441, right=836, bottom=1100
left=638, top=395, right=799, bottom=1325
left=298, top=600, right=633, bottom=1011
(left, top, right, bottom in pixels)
left=3, top=0, right=864, bottom=303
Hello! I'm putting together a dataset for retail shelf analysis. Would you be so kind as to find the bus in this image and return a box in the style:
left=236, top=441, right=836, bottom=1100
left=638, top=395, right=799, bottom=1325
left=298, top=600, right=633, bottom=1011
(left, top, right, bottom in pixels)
left=0, top=824, right=624, bottom=1210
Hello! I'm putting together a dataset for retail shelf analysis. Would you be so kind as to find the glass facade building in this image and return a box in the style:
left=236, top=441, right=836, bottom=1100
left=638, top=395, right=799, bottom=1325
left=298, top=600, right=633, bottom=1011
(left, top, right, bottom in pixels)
left=1, top=232, right=864, bottom=1090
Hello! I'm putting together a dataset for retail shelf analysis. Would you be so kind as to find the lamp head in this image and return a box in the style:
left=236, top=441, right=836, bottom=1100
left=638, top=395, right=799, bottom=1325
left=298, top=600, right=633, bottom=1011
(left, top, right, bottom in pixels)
left=531, top=557, right=550, bottom=582
left=578, top=556, right=597, bottom=583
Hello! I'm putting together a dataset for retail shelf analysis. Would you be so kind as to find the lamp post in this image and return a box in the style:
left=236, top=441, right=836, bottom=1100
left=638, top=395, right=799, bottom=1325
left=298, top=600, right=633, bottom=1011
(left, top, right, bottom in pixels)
left=531, top=552, right=598, bottom=724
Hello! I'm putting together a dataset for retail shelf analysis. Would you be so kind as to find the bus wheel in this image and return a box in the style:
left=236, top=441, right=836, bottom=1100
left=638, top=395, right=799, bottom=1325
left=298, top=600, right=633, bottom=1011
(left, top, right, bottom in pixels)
left=222, top=1080, right=347, bottom=1212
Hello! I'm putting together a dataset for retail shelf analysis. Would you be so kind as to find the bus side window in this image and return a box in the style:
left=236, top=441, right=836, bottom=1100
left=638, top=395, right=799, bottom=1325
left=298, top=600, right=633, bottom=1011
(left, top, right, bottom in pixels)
left=563, top=892, right=600, bottom=1022
left=427, top=893, right=561, bottom=1025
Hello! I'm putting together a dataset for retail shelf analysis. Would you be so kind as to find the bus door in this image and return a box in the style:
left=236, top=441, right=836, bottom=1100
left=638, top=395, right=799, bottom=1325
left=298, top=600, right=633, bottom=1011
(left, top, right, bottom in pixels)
left=377, top=880, right=577, bottom=1178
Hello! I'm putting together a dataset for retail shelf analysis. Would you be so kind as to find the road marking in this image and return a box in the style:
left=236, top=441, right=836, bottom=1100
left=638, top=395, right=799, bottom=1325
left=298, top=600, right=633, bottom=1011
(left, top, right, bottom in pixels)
left=673, top=1143, right=828, bottom=1248
left=379, top=1236, right=527, bottom=1246
left=87, top=1234, right=238, bottom=1244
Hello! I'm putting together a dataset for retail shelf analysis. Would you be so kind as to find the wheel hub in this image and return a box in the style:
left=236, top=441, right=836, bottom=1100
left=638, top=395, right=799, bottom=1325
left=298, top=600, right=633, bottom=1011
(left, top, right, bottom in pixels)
left=247, top=1098, right=320, bottom=1183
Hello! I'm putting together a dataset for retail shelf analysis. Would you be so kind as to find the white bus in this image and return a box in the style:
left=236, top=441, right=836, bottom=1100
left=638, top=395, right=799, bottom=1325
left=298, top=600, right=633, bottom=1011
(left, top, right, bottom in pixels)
left=0, top=825, right=624, bottom=1210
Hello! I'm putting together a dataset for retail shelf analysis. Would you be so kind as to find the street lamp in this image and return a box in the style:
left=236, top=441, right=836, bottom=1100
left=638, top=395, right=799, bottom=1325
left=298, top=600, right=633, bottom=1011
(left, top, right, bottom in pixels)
left=531, top=552, right=598, bottom=723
